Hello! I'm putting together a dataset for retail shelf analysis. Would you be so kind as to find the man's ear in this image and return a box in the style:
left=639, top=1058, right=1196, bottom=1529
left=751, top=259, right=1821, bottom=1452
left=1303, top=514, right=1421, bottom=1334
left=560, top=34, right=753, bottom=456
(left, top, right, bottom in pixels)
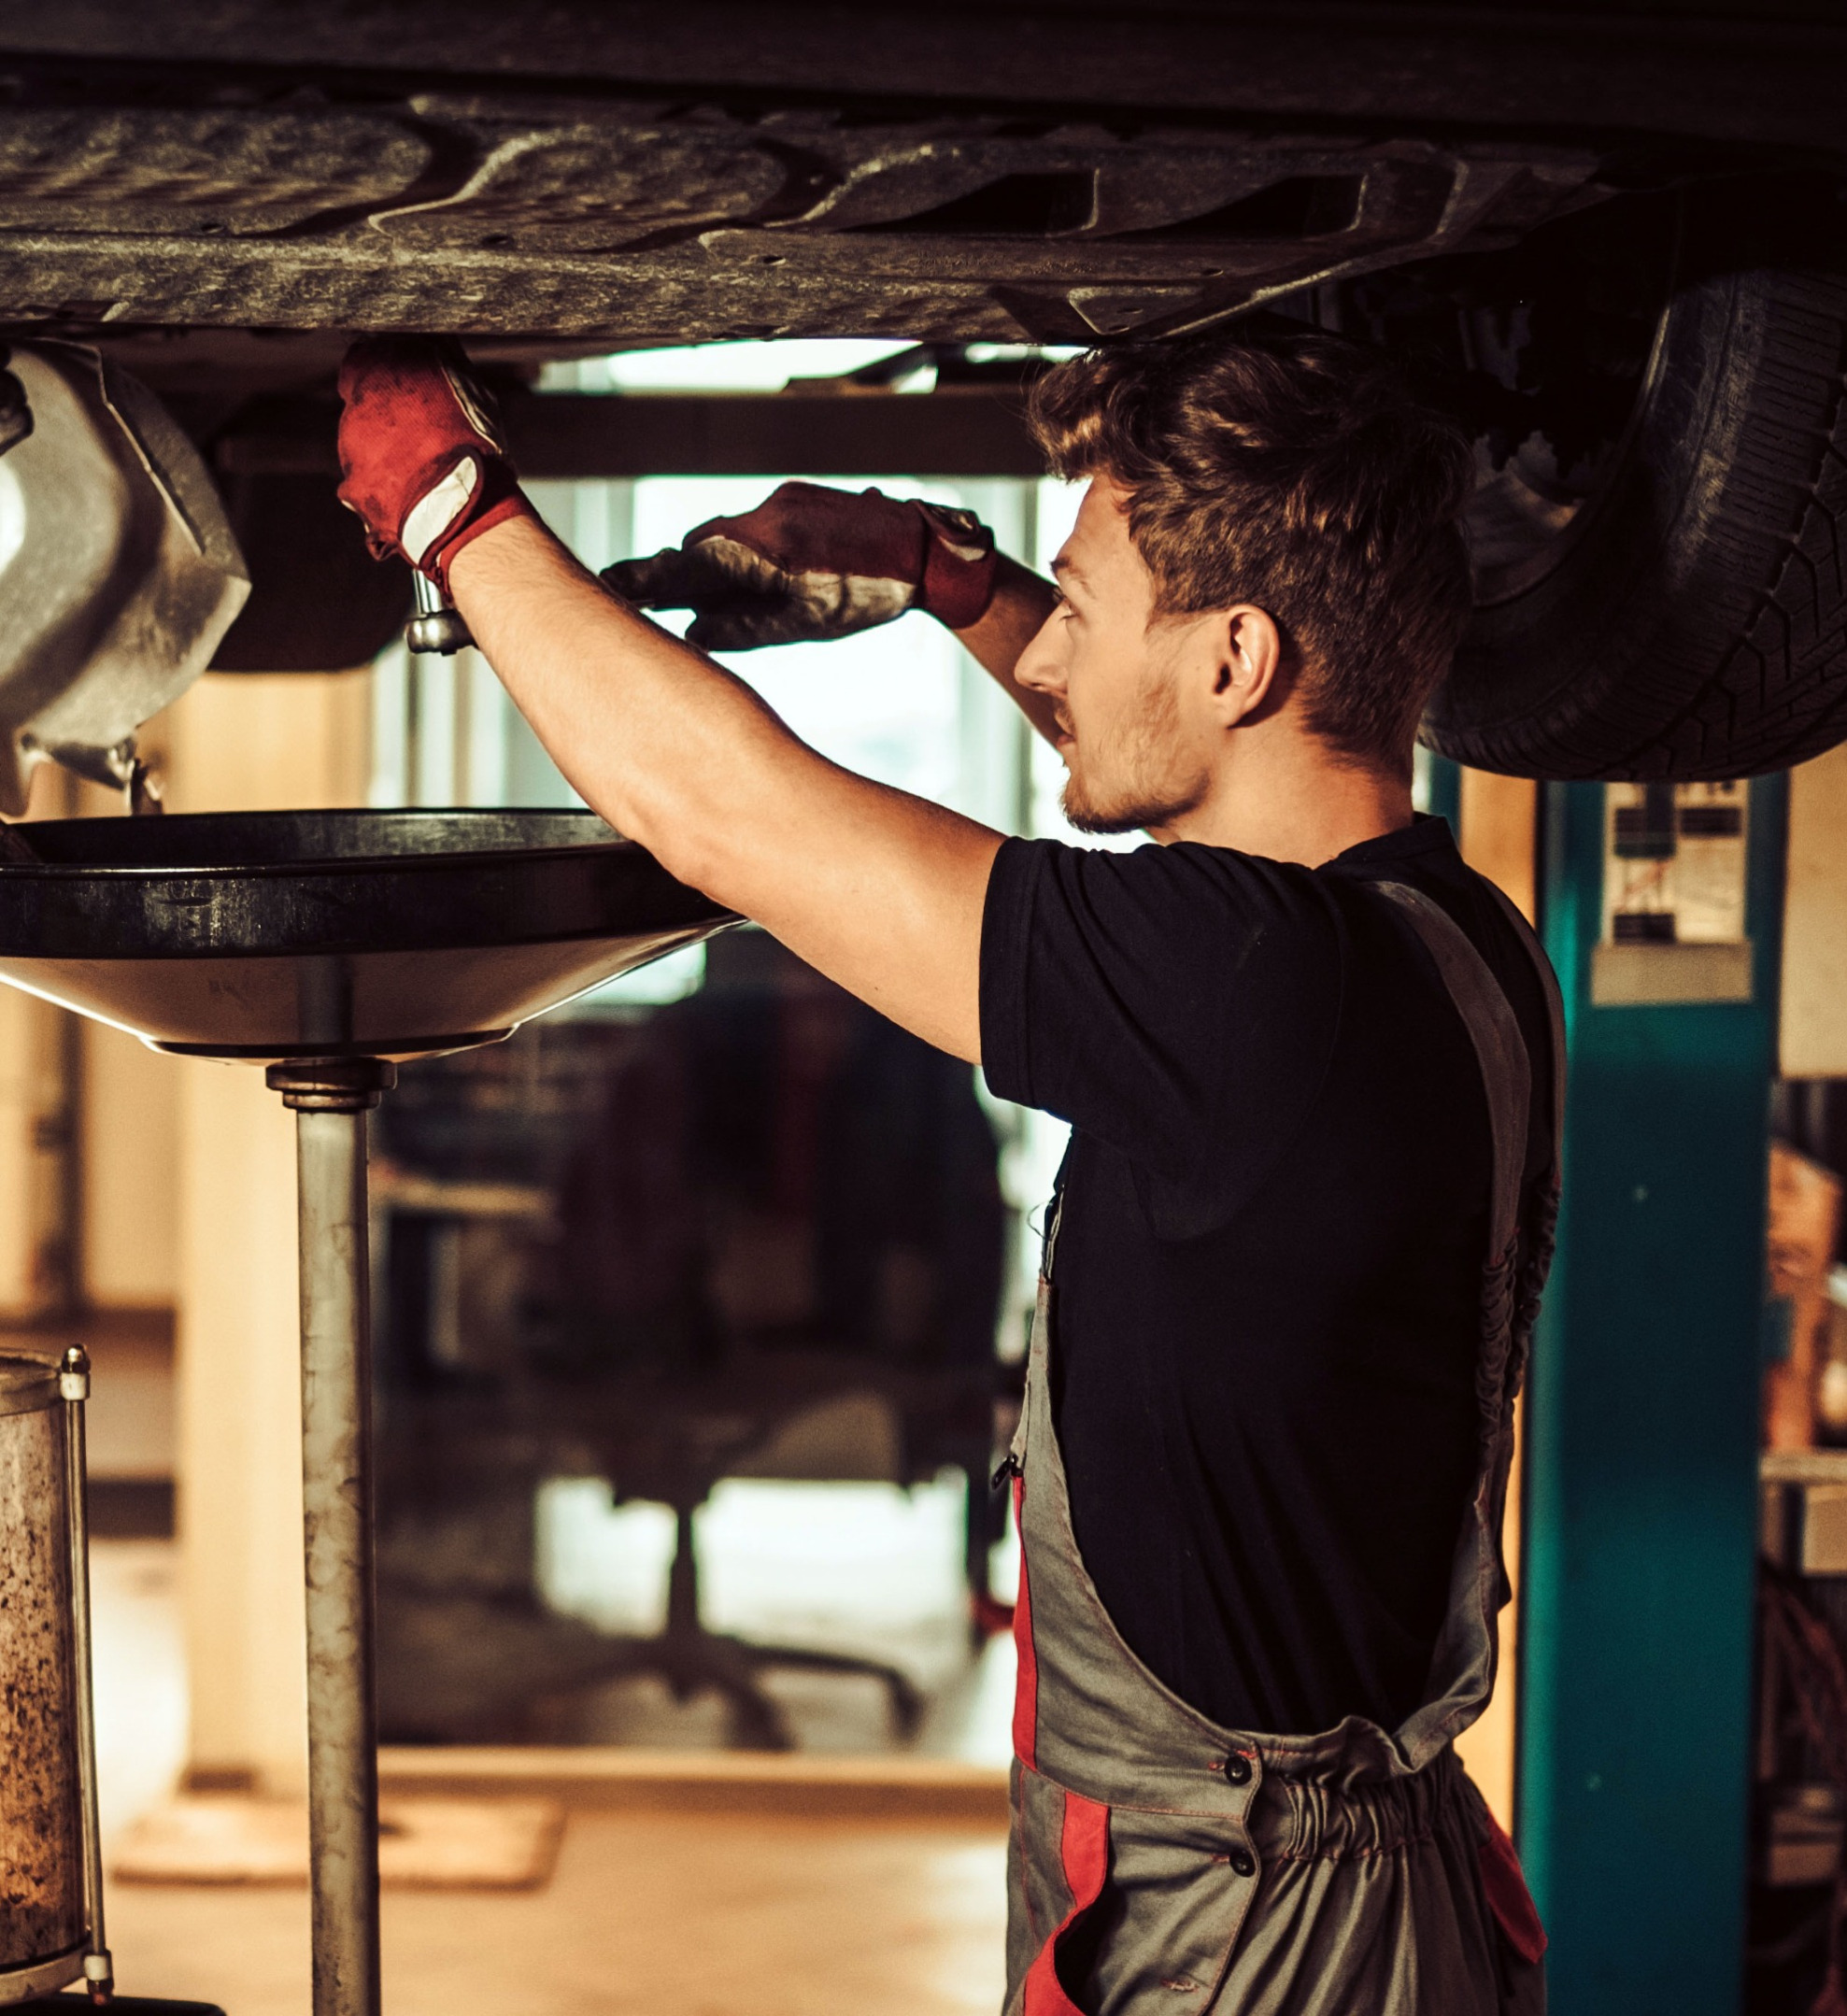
left=1208, top=605, right=1286, bottom=726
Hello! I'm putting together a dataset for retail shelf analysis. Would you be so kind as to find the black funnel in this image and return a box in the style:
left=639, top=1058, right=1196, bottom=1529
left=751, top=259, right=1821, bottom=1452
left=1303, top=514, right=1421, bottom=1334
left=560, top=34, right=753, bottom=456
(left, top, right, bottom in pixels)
left=0, top=809, right=735, bottom=1060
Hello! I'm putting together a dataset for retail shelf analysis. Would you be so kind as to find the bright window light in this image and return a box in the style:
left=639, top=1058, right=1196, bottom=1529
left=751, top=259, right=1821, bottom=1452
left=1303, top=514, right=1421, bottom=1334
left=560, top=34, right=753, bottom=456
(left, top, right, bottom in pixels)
left=534, top=1471, right=973, bottom=1692
left=541, top=340, right=918, bottom=394
left=629, top=473, right=972, bottom=807
left=538, top=338, right=1087, bottom=395
left=707, top=1474, right=973, bottom=1694
left=964, top=343, right=1085, bottom=369
left=0, top=459, right=24, bottom=576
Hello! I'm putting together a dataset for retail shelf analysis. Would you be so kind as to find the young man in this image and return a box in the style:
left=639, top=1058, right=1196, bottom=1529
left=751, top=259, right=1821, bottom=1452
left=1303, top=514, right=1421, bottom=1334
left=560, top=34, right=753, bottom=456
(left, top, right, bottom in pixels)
left=335, top=326, right=1560, bottom=2014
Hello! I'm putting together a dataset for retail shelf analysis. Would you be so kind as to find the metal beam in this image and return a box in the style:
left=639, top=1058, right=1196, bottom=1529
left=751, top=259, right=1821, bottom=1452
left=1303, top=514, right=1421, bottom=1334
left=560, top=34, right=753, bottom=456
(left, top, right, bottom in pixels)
left=215, top=390, right=1045, bottom=481
left=512, top=390, right=1043, bottom=479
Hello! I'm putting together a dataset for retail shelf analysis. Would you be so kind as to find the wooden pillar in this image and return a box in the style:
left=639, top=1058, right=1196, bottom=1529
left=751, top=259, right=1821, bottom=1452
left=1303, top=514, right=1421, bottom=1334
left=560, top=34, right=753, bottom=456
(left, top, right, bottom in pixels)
left=1443, top=765, right=1539, bottom=1836
left=79, top=1022, right=178, bottom=1313
left=162, top=671, right=371, bottom=1793
left=173, top=1058, right=313, bottom=1791
left=1779, top=739, right=1847, bottom=1079
left=0, top=766, right=88, bottom=1324
left=0, top=985, right=78, bottom=1321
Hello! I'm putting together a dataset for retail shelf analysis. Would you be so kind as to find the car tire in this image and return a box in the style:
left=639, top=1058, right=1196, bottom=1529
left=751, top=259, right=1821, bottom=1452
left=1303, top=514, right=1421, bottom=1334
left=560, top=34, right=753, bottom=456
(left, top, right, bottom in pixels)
left=1424, top=262, right=1847, bottom=780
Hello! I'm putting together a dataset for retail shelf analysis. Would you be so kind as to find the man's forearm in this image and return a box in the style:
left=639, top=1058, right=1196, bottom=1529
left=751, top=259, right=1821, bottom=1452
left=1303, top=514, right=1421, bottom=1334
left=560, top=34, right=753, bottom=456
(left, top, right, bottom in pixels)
left=447, top=512, right=1000, bottom=1061
left=951, top=554, right=1063, bottom=745
left=449, top=513, right=795, bottom=887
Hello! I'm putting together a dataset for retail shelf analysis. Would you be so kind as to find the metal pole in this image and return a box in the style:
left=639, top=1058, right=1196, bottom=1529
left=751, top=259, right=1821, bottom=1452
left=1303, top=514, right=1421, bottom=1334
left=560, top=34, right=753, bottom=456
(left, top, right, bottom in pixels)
left=268, top=1058, right=395, bottom=2016
left=60, top=1344, right=112, bottom=2005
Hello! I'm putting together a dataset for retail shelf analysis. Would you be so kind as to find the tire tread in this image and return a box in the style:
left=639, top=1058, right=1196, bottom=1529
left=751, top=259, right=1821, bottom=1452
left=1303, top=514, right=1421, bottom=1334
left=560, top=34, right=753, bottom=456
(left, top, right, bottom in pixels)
left=1429, top=266, right=1847, bottom=778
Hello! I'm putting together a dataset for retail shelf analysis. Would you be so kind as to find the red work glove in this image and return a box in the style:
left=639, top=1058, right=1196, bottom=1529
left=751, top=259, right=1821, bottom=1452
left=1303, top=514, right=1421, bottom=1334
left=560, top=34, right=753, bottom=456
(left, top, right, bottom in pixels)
left=335, top=336, right=533, bottom=590
left=604, top=480, right=998, bottom=650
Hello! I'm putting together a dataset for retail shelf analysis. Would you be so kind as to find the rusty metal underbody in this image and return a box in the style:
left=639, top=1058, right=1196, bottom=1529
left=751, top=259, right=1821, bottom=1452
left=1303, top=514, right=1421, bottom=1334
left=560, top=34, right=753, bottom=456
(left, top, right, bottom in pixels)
left=0, top=102, right=1621, bottom=354
left=0, top=0, right=1821, bottom=415
left=0, top=0, right=1821, bottom=382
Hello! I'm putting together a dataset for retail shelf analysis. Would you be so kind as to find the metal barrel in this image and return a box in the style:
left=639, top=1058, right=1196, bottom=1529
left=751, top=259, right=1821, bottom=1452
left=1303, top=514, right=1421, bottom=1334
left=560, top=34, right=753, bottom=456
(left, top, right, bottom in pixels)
left=0, top=1353, right=86, bottom=2004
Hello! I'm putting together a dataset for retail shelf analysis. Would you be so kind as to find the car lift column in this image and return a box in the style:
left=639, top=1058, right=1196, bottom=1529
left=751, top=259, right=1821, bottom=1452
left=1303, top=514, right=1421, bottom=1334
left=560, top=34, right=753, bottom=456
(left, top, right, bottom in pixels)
left=1521, top=776, right=1787, bottom=2013
left=272, top=1057, right=397, bottom=2016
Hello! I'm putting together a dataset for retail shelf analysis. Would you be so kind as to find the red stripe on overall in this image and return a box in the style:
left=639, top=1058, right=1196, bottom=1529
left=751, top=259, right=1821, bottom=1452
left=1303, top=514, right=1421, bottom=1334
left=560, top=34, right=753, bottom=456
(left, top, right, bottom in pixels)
left=1011, top=1472, right=1037, bottom=1768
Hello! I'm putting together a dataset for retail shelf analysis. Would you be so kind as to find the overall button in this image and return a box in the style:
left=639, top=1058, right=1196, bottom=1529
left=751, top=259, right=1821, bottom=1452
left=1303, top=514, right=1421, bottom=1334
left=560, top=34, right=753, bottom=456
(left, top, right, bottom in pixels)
left=1223, top=1754, right=1253, bottom=1785
left=1229, top=1848, right=1257, bottom=1879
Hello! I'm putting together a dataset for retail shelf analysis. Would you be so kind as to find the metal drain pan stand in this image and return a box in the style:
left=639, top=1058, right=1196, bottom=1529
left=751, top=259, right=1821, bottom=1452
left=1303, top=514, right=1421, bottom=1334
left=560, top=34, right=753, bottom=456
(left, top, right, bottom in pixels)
left=0, top=808, right=732, bottom=1059
left=0, top=809, right=737, bottom=2016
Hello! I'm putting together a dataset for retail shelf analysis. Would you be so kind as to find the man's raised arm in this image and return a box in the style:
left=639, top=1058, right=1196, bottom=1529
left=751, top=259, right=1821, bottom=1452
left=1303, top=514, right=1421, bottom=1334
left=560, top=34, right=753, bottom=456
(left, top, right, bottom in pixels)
left=607, top=479, right=1064, bottom=745
left=334, top=337, right=1001, bottom=1063
left=951, top=554, right=1064, bottom=745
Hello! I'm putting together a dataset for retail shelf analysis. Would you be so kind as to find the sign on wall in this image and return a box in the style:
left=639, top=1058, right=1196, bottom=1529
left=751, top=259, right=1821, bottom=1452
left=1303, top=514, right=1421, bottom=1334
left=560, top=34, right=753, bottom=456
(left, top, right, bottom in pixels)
left=1593, top=780, right=1754, bottom=1006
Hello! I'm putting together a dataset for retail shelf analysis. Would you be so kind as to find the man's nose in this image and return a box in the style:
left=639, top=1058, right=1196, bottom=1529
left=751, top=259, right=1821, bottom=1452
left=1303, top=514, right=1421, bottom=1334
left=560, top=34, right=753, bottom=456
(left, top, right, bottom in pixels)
left=1013, top=610, right=1066, bottom=695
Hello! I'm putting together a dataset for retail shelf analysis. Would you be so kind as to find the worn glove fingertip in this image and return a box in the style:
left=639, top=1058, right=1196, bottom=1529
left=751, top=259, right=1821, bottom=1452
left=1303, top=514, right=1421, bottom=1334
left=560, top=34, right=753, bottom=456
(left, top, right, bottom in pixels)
left=684, top=613, right=737, bottom=652
left=609, top=546, right=715, bottom=606
left=603, top=558, right=676, bottom=606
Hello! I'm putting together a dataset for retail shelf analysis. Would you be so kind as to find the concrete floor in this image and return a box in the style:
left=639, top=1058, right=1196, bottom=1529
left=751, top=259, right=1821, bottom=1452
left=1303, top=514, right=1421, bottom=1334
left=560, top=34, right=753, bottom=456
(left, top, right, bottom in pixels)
left=107, top=1810, right=1008, bottom=2016
left=90, top=1530, right=1012, bottom=2016
left=72, top=1307, right=1016, bottom=2016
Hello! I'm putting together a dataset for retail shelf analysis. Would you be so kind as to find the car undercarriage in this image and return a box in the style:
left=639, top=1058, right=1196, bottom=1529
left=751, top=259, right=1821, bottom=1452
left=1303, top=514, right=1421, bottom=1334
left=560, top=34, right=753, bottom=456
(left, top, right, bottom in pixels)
left=0, top=1, right=1839, bottom=779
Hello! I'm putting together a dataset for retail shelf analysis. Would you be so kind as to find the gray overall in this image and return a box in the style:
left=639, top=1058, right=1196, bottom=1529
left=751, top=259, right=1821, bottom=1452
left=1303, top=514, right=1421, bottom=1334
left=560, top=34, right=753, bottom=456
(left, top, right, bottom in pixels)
left=1002, top=878, right=1564, bottom=2016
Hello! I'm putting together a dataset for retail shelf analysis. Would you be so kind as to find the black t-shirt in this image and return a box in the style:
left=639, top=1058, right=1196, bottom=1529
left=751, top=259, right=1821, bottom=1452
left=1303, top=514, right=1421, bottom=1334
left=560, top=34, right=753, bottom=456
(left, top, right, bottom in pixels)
left=979, top=816, right=1555, bottom=1739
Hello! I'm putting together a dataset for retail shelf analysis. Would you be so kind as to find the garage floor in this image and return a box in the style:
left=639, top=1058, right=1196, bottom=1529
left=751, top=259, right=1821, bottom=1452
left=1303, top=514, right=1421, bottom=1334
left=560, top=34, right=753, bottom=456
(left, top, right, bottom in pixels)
left=89, top=1531, right=1011, bottom=2016
left=107, top=1809, right=1008, bottom=2016
left=67, top=1296, right=1015, bottom=2016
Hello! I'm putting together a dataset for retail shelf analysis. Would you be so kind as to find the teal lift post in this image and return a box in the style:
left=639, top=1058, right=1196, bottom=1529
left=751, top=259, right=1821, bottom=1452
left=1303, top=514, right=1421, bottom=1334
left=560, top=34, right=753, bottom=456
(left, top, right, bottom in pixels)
left=1422, top=749, right=1463, bottom=833
left=1520, top=776, right=1788, bottom=2012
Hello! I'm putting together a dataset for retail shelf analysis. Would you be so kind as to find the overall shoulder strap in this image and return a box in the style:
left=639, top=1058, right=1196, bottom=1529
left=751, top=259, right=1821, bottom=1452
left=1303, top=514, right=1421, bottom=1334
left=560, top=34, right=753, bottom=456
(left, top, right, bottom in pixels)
left=1475, top=878, right=1568, bottom=1170
left=1468, top=879, right=1568, bottom=1371
left=1366, top=878, right=1532, bottom=1270
left=1354, top=873, right=1565, bottom=1767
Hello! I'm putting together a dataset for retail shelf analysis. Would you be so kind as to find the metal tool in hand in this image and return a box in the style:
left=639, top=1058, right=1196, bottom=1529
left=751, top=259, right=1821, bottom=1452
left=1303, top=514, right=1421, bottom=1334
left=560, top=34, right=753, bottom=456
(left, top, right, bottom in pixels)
left=405, top=572, right=473, bottom=656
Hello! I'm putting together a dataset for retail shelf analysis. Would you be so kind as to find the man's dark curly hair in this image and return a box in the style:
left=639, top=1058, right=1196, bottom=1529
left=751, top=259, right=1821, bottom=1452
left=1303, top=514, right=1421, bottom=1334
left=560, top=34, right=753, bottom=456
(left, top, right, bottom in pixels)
left=1029, top=324, right=1475, bottom=777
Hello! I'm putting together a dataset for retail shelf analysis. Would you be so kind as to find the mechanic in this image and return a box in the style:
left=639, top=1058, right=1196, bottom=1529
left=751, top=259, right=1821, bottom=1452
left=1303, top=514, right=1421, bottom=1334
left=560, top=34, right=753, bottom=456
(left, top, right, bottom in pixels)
left=335, top=324, right=1561, bottom=2016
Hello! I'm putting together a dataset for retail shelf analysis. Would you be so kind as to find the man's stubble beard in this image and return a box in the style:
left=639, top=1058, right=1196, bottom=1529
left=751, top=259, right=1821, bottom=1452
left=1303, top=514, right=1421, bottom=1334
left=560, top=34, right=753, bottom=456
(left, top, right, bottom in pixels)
left=1058, top=662, right=1211, bottom=837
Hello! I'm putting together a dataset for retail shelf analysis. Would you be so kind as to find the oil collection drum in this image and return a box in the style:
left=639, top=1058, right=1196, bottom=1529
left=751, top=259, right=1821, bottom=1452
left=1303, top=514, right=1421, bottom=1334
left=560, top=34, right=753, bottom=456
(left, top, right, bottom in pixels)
left=0, top=1349, right=106, bottom=2005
